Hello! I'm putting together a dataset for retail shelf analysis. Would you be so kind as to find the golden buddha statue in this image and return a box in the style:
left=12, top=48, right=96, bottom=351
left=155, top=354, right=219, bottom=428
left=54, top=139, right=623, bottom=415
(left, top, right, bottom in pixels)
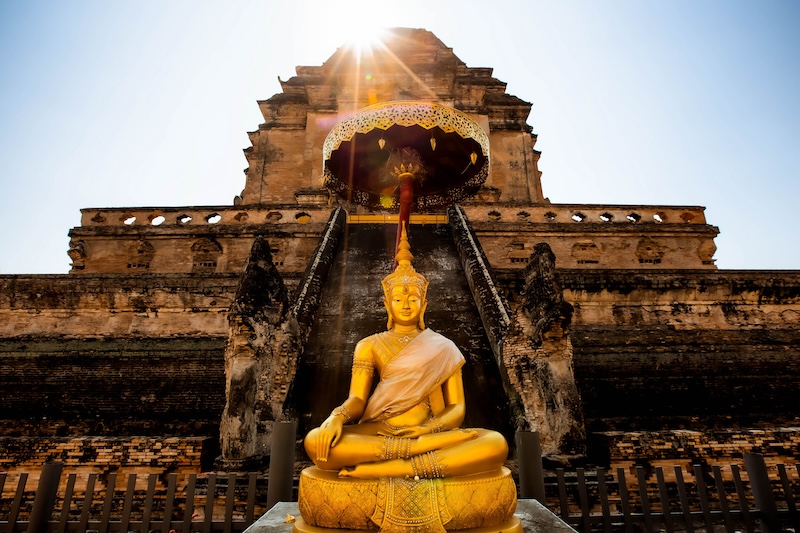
left=297, top=227, right=519, bottom=533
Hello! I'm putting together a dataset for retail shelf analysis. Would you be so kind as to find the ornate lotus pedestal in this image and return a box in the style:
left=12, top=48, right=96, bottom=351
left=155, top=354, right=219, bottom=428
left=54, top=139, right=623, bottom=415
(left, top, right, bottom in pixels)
left=294, top=467, right=520, bottom=533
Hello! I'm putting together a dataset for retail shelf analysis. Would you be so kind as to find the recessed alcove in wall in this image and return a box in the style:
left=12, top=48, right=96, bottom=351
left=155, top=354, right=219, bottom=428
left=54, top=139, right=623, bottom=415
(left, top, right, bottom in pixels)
left=191, top=238, right=222, bottom=273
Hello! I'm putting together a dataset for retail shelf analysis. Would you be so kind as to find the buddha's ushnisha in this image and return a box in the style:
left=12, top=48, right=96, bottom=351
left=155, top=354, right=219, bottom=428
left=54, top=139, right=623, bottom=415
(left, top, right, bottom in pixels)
left=304, top=225, right=508, bottom=479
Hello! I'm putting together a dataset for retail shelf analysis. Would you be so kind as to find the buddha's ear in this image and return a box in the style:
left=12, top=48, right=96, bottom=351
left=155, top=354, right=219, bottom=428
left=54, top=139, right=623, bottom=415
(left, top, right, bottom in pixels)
left=418, top=300, right=428, bottom=330
left=384, top=299, right=393, bottom=330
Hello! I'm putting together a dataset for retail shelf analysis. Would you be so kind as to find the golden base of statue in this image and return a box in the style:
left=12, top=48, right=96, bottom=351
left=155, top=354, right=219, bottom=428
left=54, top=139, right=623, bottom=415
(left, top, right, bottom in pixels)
left=296, top=466, right=519, bottom=532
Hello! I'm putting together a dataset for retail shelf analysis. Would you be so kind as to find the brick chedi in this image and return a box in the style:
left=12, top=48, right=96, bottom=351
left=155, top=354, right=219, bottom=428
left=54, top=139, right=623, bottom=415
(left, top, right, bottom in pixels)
left=1, top=28, right=798, bottom=489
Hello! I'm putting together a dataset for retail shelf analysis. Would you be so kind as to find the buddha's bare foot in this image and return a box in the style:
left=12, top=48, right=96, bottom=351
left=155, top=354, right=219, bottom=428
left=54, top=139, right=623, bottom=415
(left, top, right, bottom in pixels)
left=340, top=458, right=409, bottom=479
left=411, top=429, right=477, bottom=455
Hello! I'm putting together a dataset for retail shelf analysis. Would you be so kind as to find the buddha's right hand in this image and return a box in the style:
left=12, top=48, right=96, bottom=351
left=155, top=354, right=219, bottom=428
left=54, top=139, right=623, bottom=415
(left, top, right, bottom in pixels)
left=315, top=415, right=343, bottom=462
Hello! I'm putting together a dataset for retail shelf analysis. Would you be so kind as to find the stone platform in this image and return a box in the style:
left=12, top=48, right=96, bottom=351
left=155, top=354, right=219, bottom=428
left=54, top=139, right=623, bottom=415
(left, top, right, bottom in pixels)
left=244, top=501, right=575, bottom=533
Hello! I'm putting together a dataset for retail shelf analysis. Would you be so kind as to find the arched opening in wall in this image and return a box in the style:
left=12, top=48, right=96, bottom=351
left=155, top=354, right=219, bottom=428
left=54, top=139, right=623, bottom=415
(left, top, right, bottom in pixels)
left=122, top=215, right=137, bottom=225
left=680, top=212, right=696, bottom=223
left=192, top=238, right=223, bottom=272
left=571, top=212, right=586, bottom=222
left=206, top=213, right=222, bottom=224
left=177, top=214, right=193, bottom=224
left=150, top=215, right=165, bottom=226
left=295, top=212, right=311, bottom=224
left=234, top=212, right=249, bottom=222
left=487, top=210, right=501, bottom=222
left=267, top=211, right=283, bottom=223
left=127, top=240, right=154, bottom=270
left=91, top=212, right=106, bottom=224
left=516, top=211, right=530, bottom=222
left=626, top=213, right=641, bottom=223
left=543, top=211, right=557, bottom=221
left=599, top=212, right=614, bottom=222
left=653, top=212, right=666, bottom=223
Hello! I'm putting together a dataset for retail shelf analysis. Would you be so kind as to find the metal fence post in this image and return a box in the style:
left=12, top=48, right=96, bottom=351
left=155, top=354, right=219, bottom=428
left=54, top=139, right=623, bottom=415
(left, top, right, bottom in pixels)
left=516, top=430, right=546, bottom=503
left=266, top=420, right=298, bottom=510
left=27, top=462, right=63, bottom=533
left=744, top=453, right=781, bottom=533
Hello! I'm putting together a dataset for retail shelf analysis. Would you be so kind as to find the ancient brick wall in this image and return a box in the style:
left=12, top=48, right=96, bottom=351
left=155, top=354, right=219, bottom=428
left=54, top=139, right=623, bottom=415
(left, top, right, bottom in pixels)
left=0, top=437, right=209, bottom=505
left=0, top=274, right=237, bottom=337
left=595, top=428, right=800, bottom=479
left=0, top=275, right=238, bottom=437
left=0, top=337, right=226, bottom=436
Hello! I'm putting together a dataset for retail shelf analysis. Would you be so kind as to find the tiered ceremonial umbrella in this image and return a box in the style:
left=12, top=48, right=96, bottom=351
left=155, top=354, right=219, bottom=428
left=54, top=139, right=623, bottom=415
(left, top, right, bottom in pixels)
left=322, top=101, right=490, bottom=256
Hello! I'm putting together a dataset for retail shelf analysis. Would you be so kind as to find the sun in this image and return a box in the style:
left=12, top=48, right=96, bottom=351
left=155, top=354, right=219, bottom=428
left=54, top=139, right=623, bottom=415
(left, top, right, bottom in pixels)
left=298, top=1, right=396, bottom=57
left=345, top=24, right=387, bottom=54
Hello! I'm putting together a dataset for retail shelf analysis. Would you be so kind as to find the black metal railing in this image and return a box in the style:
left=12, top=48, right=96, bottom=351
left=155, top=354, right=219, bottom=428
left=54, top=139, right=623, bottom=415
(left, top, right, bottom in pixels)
left=550, top=455, right=799, bottom=532
left=1, top=467, right=266, bottom=533
left=1, top=453, right=798, bottom=532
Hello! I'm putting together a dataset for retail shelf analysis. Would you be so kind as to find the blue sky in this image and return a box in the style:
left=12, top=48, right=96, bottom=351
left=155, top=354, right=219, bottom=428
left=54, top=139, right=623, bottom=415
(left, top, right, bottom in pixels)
left=0, top=1, right=798, bottom=273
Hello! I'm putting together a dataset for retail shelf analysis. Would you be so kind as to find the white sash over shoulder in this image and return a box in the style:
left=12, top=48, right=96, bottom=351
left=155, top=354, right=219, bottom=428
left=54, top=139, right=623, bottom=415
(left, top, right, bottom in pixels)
left=360, top=329, right=465, bottom=423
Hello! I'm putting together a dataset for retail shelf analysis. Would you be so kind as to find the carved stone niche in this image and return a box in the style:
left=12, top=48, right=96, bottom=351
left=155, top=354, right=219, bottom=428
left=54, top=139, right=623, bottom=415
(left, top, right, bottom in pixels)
left=191, top=238, right=223, bottom=273
left=571, top=241, right=600, bottom=265
left=127, top=240, right=154, bottom=270
left=636, top=238, right=666, bottom=265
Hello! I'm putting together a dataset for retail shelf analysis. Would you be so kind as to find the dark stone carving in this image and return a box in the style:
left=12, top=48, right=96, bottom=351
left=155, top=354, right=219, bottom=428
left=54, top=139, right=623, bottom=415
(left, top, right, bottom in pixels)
left=502, top=242, right=586, bottom=458
left=229, top=236, right=289, bottom=324
left=220, top=208, right=346, bottom=465
left=521, top=243, right=574, bottom=347
left=220, top=235, right=289, bottom=464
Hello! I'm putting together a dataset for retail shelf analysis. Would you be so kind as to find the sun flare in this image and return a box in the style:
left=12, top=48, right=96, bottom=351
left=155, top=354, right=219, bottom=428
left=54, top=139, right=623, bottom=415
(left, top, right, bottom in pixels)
left=302, top=1, right=398, bottom=57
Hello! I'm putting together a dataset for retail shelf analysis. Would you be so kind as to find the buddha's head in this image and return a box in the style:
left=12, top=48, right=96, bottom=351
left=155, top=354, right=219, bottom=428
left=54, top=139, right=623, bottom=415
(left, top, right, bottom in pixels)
left=381, top=225, right=429, bottom=330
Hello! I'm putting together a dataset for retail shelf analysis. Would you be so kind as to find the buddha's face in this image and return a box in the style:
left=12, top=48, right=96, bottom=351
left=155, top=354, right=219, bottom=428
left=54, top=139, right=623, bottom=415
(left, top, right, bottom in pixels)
left=387, top=285, right=425, bottom=328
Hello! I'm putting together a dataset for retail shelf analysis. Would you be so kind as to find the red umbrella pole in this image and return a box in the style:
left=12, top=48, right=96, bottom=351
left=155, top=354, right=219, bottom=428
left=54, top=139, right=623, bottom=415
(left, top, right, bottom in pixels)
left=395, top=175, right=414, bottom=264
